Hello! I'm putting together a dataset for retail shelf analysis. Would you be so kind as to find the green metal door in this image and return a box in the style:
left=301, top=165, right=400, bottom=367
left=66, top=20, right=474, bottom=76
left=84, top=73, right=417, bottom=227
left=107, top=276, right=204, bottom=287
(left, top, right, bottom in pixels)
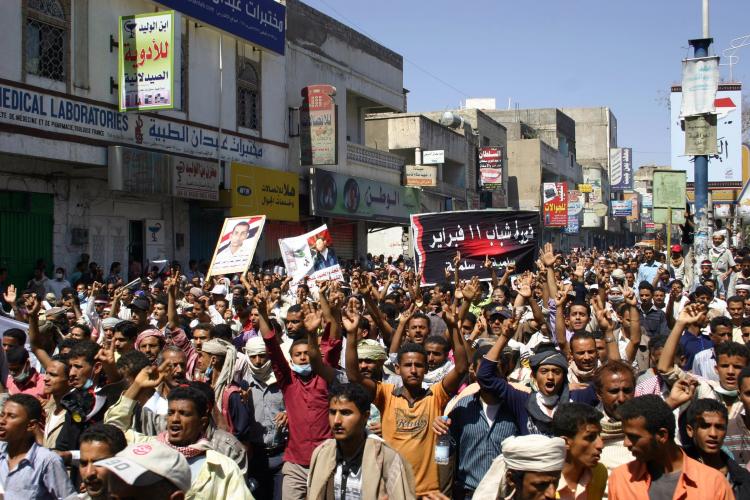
left=0, top=191, right=54, bottom=290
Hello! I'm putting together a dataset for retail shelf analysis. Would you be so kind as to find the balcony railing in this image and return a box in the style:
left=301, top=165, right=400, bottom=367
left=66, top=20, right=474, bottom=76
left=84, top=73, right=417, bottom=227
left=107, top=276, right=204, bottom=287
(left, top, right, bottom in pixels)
left=346, top=142, right=404, bottom=171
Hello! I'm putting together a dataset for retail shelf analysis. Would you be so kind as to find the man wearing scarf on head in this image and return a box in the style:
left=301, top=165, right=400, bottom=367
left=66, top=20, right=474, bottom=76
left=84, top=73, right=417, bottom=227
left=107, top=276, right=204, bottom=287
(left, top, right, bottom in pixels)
left=243, top=336, right=287, bottom=500
left=134, top=328, right=166, bottom=364
left=199, top=338, right=251, bottom=440
left=709, top=230, right=735, bottom=293
left=357, top=339, right=388, bottom=434
left=473, top=434, right=566, bottom=500
left=477, top=322, right=598, bottom=436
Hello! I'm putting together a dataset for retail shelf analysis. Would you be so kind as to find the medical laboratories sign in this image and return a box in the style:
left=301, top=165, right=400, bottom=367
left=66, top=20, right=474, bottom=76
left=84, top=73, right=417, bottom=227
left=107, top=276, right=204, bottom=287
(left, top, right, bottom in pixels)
left=0, top=79, right=268, bottom=164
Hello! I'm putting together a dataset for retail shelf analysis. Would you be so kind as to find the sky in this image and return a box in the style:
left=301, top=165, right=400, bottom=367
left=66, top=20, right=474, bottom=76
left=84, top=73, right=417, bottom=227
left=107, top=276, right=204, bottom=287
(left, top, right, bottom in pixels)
left=303, top=0, right=750, bottom=168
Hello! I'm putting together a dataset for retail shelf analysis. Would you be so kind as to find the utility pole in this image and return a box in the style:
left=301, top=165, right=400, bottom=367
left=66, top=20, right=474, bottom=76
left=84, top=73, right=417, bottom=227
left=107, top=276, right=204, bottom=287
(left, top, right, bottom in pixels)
left=691, top=0, right=713, bottom=274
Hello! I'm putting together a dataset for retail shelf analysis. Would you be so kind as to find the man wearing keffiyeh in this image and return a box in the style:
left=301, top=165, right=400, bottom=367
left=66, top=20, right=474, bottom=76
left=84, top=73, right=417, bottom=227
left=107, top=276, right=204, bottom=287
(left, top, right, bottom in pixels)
left=103, top=363, right=253, bottom=498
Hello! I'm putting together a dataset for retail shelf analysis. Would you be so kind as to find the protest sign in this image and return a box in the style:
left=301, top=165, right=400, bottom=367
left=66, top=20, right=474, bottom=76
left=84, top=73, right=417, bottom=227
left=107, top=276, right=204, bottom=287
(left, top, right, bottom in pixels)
left=207, top=216, right=265, bottom=277
left=411, top=210, right=538, bottom=285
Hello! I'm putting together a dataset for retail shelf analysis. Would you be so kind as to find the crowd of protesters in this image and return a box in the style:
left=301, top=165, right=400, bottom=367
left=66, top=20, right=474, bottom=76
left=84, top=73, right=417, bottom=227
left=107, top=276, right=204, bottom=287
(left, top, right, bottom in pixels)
left=0, top=228, right=749, bottom=498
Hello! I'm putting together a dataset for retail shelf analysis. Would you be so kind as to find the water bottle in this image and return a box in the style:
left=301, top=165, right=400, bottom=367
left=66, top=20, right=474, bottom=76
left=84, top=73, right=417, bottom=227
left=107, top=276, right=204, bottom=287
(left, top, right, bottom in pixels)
left=434, top=416, right=450, bottom=465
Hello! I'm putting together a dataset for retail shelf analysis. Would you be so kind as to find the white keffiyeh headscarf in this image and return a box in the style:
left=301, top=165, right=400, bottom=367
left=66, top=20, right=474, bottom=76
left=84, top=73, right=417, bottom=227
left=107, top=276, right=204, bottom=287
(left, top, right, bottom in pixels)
left=201, top=338, right=237, bottom=412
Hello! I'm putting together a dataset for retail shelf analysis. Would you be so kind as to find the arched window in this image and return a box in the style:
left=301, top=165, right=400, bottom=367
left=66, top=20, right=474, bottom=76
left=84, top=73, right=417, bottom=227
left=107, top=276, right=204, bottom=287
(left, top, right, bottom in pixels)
left=237, top=57, right=260, bottom=130
left=25, top=0, right=68, bottom=81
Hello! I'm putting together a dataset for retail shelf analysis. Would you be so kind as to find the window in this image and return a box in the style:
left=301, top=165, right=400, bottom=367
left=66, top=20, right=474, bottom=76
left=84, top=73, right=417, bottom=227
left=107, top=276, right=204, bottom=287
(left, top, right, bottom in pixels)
left=237, top=57, right=260, bottom=130
left=25, top=0, right=68, bottom=82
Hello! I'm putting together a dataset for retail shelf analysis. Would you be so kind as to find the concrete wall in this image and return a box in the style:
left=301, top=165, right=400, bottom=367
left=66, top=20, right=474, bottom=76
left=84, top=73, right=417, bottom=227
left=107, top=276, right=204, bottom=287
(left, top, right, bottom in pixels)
left=507, top=139, right=543, bottom=210
left=561, top=107, right=615, bottom=168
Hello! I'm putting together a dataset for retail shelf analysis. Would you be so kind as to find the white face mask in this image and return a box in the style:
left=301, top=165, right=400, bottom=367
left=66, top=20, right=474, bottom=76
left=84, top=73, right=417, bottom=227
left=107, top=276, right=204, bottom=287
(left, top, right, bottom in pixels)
left=56, top=272, right=64, bottom=279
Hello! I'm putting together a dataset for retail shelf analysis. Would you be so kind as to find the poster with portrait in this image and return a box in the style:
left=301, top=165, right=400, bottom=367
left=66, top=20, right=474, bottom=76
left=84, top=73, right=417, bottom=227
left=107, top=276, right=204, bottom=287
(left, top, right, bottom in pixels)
left=207, top=216, right=265, bottom=277
left=278, top=224, right=343, bottom=286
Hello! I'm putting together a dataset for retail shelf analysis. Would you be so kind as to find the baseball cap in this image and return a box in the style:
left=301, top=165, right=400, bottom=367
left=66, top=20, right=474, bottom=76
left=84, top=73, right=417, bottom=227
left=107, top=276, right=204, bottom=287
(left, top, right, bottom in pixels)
left=129, top=297, right=150, bottom=312
left=95, top=442, right=191, bottom=493
left=486, top=305, right=512, bottom=320
left=45, top=306, right=67, bottom=318
left=670, top=244, right=682, bottom=253
left=210, top=284, right=227, bottom=295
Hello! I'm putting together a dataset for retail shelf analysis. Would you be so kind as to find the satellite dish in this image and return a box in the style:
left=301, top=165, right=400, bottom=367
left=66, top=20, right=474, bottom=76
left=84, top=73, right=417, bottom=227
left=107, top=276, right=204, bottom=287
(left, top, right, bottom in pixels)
left=593, top=203, right=608, bottom=217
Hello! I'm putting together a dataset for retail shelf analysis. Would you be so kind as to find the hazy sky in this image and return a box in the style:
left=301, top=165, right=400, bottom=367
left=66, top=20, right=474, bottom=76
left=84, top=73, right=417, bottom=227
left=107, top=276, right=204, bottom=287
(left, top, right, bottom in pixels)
left=303, top=0, right=749, bottom=167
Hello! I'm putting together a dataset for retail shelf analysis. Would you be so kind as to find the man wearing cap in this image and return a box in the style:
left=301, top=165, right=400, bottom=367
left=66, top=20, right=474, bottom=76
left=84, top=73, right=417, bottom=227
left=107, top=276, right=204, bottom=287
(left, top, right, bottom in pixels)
left=104, top=372, right=252, bottom=499
left=727, top=256, right=750, bottom=298
left=473, top=434, right=566, bottom=499
left=96, top=441, right=191, bottom=499
left=478, top=326, right=598, bottom=436
left=694, top=260, right=726, bottom=298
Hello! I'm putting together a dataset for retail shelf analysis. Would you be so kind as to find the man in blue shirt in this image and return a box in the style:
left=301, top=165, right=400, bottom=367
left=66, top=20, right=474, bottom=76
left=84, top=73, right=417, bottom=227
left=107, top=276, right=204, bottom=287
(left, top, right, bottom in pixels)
left=0, top=394, right=75, bottom=499
left=637, top=247, right=662, bottom=286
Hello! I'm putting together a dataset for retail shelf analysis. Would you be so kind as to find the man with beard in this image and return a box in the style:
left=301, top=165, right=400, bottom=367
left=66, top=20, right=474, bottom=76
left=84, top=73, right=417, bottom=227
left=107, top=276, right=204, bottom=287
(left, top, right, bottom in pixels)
left=243, top=336, right=287, bottom=500
left=566, top=333, right=599, bottom=385
left=104, top=371, right=251, bottom=498
left=69, top=423, right=127, bottom=500
left=551, top=403, right=607, bottom=500
left=307, top=383, right=416, bottom=500
left=608, top=395, right=733, bottom=499
left=684, top=398, right=750, bottom=499
left=355, top=339, right=388, bottom=435
left=473, top=434, right=566, bottom=500
left=709, top=231, right=735, bottom=292
left=134, top=328, right=166, bottom=364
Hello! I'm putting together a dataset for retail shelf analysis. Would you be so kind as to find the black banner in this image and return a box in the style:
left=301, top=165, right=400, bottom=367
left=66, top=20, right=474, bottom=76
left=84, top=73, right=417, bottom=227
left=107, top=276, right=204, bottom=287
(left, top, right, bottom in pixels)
left=411, top=210, right=539, bottom=284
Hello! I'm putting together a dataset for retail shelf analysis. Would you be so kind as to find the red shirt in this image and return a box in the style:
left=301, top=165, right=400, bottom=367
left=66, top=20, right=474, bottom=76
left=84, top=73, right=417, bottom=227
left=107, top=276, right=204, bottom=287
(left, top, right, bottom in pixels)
left=263, top=333, right=341, bottom=467
left=7, top=368, right=46, bottom=399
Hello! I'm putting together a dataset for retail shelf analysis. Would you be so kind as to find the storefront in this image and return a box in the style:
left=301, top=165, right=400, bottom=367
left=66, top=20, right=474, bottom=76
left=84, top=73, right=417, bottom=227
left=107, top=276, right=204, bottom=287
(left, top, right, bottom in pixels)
left=309, top=168, right=420, bottom=260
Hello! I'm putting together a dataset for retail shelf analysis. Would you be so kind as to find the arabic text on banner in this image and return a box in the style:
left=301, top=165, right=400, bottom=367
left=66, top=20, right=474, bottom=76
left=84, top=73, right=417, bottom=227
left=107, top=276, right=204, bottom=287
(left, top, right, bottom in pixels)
left=411, top=210, right=538, bottom=285
left=118, top=11, right=174, bottom=112
left=543, top=182, right=568, bottom=227
left=207, top=216, right=265, bottom=277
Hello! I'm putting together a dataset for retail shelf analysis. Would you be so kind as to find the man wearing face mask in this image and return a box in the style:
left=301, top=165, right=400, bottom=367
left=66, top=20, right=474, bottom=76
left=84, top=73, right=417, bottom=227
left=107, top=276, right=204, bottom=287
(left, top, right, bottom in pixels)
left=243, top=336, right=287, bottom=500
left=6, top=345, right=45, bottom=398
left=46, top=267, right=72, bottom=301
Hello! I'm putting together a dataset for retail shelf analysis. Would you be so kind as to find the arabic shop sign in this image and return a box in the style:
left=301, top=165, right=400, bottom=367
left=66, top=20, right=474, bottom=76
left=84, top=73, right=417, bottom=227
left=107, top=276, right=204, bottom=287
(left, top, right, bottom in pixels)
left=404, top=164, right=437, bottom=187
left=0, top=80, right=269, bottom=164
left=118, top=11, right=174, bottom=112
left=311, top=169, right=420, bottom=223
left=156, top=0, right=285, bottom=55
left=300, top=85, right=337, bottom=166
left=543, top=182, right=568, bottom=227
left=108, top=145, right=220, bottom=201
left=230, top=163, right=298, bottom=221
left=609, top=147, right=633, bottom=191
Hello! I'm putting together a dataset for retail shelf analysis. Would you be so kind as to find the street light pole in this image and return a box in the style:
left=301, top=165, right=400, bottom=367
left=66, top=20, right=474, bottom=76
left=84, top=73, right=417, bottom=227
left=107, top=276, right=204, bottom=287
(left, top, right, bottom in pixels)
left=690, top=0, right=713, bottom=275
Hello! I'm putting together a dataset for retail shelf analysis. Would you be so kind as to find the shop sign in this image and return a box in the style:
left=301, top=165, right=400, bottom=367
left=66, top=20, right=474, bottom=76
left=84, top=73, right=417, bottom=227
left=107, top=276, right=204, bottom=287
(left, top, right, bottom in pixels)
left=230, top=163, right=298, bottom=221
left=422, top=150, right=444, bottom=165
left=173, top=157, right=220, bottom=201
left=156, top=0, right=285, bottom=55
left=543, top=182, right=567, bottom=227
left=652, top=170, right=686, bottom=209
left=623, top=192, right=640, bottom=222
left=578, top=183, right=592, bottom=193
left=611, top=200, right=633, bottom=217
left=404, top=164, right=437, bottom=187
left=0, top=80, right=268, bottom=164
left=609, top=147, right=633, bottom=190
left=300, top=84, right=337, bottom=166
left=478, top=147, right=503, bottom=190
left=311, top=169, right=420, bottom=223
left=118, top=11, right=174, bottom=112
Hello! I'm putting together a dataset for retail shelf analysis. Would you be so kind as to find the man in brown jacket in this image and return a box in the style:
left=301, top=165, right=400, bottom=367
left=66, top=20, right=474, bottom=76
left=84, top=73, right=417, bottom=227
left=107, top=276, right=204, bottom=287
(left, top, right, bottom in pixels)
left=307, top=383, right=416, bottom=500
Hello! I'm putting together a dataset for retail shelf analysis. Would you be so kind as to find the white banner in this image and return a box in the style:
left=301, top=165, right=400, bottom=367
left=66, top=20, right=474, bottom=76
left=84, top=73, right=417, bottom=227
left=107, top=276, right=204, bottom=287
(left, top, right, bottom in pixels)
left=279, top=224, right=343, bottom=286
left=680, top=57, right=719, bottom=117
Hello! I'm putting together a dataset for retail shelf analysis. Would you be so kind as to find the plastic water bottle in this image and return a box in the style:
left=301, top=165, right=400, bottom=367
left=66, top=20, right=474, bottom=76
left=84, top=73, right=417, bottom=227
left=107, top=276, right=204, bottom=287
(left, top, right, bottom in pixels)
left=434, top=416, right=450, bottom=465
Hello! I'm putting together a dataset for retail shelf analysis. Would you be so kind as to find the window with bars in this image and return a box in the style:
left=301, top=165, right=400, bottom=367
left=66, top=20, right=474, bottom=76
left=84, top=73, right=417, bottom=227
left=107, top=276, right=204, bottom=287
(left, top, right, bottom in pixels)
left=25, top=0, right=68, bottom=82
left=237, top=57, right=260, bottom=130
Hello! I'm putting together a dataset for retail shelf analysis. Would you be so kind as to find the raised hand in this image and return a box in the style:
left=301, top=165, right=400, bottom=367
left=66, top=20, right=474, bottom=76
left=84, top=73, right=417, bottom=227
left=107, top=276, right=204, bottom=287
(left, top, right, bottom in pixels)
left=341, top=307, right=361, bottom=334
left=677, top=303, right=706, bottom=325
left=461, top=276, right=481, bottom=302
left=3, top=284, right=17, bottom=306
left=623, top=285, right=637, bottom=306
left=541, top=242, right=556, bottom=267
left=452, top=251, right=461, bottom=268
left=666, top=377, right=698, bottom=408
left=301, top=303, right=323, bottom=333
left=484, top=255, right=493, bottom=270
left=518, top=281, right=533, bottom=299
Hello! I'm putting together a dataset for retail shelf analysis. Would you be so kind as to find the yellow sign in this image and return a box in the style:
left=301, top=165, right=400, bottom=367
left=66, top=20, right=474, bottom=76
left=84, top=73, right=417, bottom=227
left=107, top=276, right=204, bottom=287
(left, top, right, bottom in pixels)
left=230, top=163, right=299, bottom=221
left=578, top=184, right=593, bottom=193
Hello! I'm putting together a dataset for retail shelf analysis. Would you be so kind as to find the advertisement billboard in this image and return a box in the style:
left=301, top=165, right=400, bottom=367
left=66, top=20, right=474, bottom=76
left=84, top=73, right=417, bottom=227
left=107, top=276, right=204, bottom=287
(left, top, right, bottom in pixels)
left=670, top=85, right=743, bottom=183
left=611, top=200, right=633, bottom=217
left=311, top=169, right=420, bottom=223
left=300, top=85, right=337, bottom=166
left=118, top=11, right=175, bottom=112
left=609, top=148, right=633, bottom=190
left=230, top=163, right=299, bottom=221
left=543, top=182, right=568, bottom=227
left=478, top=147, right=503, bottom=190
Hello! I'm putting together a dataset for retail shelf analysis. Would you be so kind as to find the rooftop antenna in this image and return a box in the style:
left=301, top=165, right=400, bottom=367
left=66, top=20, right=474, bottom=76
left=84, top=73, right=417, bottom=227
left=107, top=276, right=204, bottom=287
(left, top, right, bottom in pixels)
left=720, top=34, right=750, bottom=82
